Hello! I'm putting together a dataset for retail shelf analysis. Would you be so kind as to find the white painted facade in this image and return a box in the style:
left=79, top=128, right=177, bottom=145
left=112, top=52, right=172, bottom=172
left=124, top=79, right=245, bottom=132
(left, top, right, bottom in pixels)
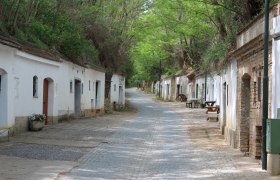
left=0, top=42, right=105, bottom=132
left=110, top=74, right=125, bottom=105
left=162, top=78, right=172, bottom=101
left=220, top=60, right=238, bottom=144
left=195, top=73, right=221, bottom=104
left=175, top=75, right=188, bottom=99
left=56, top=60, right=105, bottom=117
left=272, top=15, right=280, bottom=118
left=194, top=75, right=205, bottom=100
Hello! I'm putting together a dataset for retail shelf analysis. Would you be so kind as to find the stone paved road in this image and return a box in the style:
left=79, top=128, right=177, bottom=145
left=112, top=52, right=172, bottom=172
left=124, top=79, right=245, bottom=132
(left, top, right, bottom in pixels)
left=61, top=88, right=276, bottom=180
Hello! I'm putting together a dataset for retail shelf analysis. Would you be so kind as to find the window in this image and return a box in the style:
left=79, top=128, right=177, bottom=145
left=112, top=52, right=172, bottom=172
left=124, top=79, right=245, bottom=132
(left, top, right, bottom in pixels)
left=114, top=84, right=116, bottom=91
left=33, top=76, right=38, bottom=97
left=89, top=80, right=91, bottom=91
left=70, top=81, right=73, bottom=93
left=258, top=77, right=261, bottom=101
left=196, top=84, right=198, bottom=98
left=82, top=83, right=83, bottom=94
left=93, top=81, right=95, bottom=91
left=253, top=82, right=257, bottom=104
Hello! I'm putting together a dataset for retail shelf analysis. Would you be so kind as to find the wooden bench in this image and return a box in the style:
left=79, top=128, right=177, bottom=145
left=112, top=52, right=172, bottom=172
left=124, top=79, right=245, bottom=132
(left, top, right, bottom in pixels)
left=178, top=94, right=187, bottom=102
left=208, top=112, right=218, bottom=122
left=0, top=128, right=10, bottom=142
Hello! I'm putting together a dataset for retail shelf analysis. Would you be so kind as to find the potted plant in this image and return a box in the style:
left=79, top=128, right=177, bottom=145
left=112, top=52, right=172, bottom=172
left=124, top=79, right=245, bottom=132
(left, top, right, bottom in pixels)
left=28, top=114, right=46, bottom=131
left=199, top=99, right=205, bottom=108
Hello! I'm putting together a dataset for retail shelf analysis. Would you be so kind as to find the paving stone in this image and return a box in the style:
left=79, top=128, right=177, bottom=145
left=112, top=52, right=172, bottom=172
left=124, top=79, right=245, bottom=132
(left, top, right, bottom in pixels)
left=61, top=88, right=278, bottom=179
left=0, top=143, right=88, bottom=161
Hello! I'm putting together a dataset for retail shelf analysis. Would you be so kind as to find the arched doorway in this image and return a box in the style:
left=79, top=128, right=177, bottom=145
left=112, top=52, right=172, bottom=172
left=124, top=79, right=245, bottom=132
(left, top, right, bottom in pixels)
left=0, top=68, right=8, bottom=127
left=240, top=74, right=251, bottom=153
left=43, top=78, right=54, bottom=125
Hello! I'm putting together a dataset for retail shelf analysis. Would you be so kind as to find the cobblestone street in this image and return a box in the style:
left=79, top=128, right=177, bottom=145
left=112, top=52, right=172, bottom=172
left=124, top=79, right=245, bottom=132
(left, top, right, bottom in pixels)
left=0, top=88, right=278, bottom=179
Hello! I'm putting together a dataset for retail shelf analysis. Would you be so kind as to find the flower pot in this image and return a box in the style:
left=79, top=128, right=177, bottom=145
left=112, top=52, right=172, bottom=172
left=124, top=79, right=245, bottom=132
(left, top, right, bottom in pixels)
left=29, top=120, right=44, bottom=131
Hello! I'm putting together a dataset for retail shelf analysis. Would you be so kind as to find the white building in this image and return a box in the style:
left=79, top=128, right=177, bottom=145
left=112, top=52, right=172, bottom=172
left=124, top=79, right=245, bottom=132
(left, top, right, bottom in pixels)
left=110, top=74, right=125, bottom=106
left=162, top=76, right=175, bottom=101
left=174, top=75, right=188, bottom=100
left=0, top=37, right=105, bottom=134
left=219, top=60, right=237, bottom=145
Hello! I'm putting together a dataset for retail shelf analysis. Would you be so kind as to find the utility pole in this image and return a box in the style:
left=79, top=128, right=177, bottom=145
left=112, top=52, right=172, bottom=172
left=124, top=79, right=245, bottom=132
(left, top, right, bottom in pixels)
left=262, top=0, right=269, bottom=170
left=158, top=59, right=162, bottom=97
left=204, top=71, right=207, bottom=102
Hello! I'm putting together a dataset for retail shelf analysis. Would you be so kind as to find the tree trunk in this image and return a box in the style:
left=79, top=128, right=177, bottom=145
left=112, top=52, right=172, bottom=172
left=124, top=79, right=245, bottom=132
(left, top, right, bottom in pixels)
left=105, top=70, right=113, bottom=99
left=25, top=0, right=35, bottom=24
left=12, top=0, right=23, bottom=33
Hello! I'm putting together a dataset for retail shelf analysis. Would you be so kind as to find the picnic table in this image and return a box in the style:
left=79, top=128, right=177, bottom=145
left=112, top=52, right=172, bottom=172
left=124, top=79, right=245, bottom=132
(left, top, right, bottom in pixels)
left=207, top=106, right=220, bottom=113
left=205, top=101, right=216, bottom=107
left=206, top=103, right=220, bottom=121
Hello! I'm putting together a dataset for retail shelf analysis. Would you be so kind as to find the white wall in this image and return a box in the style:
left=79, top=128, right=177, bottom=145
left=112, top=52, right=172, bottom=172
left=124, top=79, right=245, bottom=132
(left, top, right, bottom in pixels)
left=0, top=43, right=105, bottom=129
left=13, top=50, right=61, bottom=117
left=110, top=74, right=125, bottom=105
left=162, top=78, right=171, bottom=100
left=272, top=15, right=280, bottom=118
left=52, top=60, right=105, bottom=116
left=0, top=45, right=15, bottom=127
left=220, top=59, right=238, bottom=130
left=195, top=76, right=205, bottom=100
left=175, top=75, right=188, bottom=98
left=195, top=73, right=221, bottom=105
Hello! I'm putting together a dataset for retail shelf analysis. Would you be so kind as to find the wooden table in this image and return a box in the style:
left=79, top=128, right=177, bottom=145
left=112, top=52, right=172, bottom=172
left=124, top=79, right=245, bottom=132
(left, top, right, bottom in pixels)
left=207, top=106, right=219, bottom=113
left=186, top=98, right=199, bottom=108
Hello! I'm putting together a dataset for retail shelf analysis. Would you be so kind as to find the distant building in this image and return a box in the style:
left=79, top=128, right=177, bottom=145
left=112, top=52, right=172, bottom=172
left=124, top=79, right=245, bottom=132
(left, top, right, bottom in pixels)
left=110, top=73, right=125, bottom=108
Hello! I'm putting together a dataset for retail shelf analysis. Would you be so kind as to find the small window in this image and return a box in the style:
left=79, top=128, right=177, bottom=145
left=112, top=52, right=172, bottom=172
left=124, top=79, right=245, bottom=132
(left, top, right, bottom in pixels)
left=89, top=80, right=91, bottom=91
left=70, top=81, right=73, bottom=93
left=253, top=82, right=257, bottom=104
left=93, top=81, right=95, bottom=91
left=114, top=84, right=116, bottom=91
left=258, top=77, right=261, bottom=101
left=82, top=83, right=83, bottom=94
left=196, top=84, right=198, bottom=98
left=33, top=76, right=38, bottom=97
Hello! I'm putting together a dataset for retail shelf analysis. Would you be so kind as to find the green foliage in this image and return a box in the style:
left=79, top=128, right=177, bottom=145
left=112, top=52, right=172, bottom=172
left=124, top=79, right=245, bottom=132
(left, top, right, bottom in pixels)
left=0, top=0, right=275, bottom=86
left=0, top=0, right=99, bottom=65
left=26, top=21, right=57, bottom=47
left=128, top=0, right=269, bottom=85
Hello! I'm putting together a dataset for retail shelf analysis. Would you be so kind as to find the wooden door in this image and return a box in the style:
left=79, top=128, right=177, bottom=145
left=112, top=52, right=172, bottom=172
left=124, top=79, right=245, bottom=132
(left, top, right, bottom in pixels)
left=43, top=79, right=49, bottom=125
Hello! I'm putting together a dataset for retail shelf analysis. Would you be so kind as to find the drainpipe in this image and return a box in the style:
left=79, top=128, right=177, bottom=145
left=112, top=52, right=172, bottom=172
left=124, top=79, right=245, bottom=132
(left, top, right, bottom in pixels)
left=262, top=0, right=269, bottom=170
